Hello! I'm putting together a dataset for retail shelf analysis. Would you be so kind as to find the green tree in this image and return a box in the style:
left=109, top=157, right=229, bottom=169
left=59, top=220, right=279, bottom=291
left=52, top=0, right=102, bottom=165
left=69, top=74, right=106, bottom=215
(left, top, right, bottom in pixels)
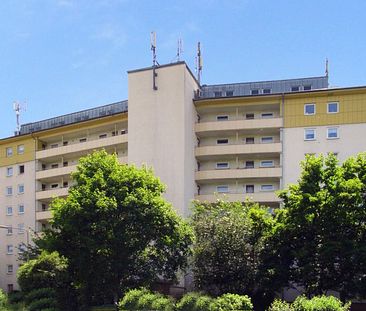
left=191, top=200, right=278, bottom=307
left=277, top=153, right=366, bottom=299
left=41, top=150, right=193, bottom=309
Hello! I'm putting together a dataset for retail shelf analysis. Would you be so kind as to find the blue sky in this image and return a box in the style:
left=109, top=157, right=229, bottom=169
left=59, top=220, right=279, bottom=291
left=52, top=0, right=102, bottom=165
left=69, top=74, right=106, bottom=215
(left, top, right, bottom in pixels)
left=1, top=0, right=366, bottom=138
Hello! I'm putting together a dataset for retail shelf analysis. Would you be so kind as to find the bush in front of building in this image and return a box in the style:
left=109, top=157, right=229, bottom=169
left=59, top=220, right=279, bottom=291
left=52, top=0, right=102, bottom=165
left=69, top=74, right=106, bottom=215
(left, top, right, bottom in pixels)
left=267, top=299, right=293, bottom=311
left=25, top=287, right=58, bottom=311
left=0, top=289, right=8, bottom=310
left=210, top=293, right=253, bottom=311
left=175, top=292, right=213, bottom=311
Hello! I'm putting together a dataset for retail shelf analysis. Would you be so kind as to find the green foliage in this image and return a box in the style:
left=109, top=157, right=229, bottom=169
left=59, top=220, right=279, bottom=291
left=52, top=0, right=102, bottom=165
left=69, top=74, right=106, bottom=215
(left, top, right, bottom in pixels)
left=0, top=290, right=7, bottom=308
left=277, top=153, right=366, bottom=299
left=175, top=292, right=212, bottom=311
left=267, top=299, right=293, bottom=311
left=210, top=293, right=253, bottom=311
left=191, top=200, right=278, bottom=306
left=7, top=291, right=23, bottom=305
left=292, top=295, right=351, bottom=311
left=27, top=297, right=56, bottom=311
left=118, top=288, right=174, bottom=311
left=24, top=288, right=55, bottom=305
left=40, top=150, right=193, bottom=308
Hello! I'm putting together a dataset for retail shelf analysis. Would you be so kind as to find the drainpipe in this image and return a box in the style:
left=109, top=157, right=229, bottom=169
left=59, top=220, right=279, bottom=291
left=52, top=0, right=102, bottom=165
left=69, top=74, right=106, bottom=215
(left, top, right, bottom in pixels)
left=280, top=93, right=285, bottom=207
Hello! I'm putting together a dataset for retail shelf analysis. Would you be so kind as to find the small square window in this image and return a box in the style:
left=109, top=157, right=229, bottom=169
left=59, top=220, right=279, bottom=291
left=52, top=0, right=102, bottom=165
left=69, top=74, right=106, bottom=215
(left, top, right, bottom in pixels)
left=6, top=147, right=13, bottom=157
left=7, top=284, right=14, bottom=293
left=214, top=91, right=222, bottom=97
left=251, top=89, right=259, bottom=95
left=51, top=163, right=59, bottom=169
left=261, top=112, right=274, bottom=118
left=18, top=165, right=25, bottom=174
left=304, top=85, right=312, bottom=91
left=217, top=138, right=229, bottom=145
left=7, top=265, right=13, bottom=274
left=245, top=137, right=255, bottom=144
left=18, top=243, right=26, bottom=254
left=6, top=226, right=12, bottom=235
left=7, top=245, right=13, bottom=255
left=6, top=187, right=13, bottom=196
left=261, top=184, right=274, bottom=191
left=6, top=206, right=13, bottom=216
left=226, top=91, right=234, bottom=96
left=263, top=88, right=271, bottom=94
left=63, top=141, right=68, bottom=146
left=328, top=102, right=339, bottom=113
left=304, top=129, right=316, bottom=140
left=245, top=113, right=255, bottom=120
left=245, top=161, right=254, bottom=169
left=63, top=161, right=68, bottom=167
left=216, top=162, right=229, bottom=169
left=18, top=184, right=24, bottom=194
left=216, top=115, right=229, bottom=121
left=217, top=185, right=229, bottom=193
left=291, top=86, right=300, bottom=92
left=18, top=205, right=25, bottom=214
left=245, top=185, right=254, bottom=193
left=17, top=144, right=24, bottom=154
left=260, top=160, right=274, bottom=167
left=304, top=103, right=316, bottom=115
left=6, top=167, right=13, bottom=177
left=261, top=137, right=273, bottom=144
left=18, top=223, right=25, bottom=234
left=121, top=129, right=127, bottom=135
left=327, top=127, right=339, bottom=139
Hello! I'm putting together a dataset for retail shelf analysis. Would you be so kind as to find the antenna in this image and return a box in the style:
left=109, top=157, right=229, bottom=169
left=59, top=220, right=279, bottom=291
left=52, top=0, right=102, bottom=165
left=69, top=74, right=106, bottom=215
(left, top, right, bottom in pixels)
left=195, top=42, right=203, bottom=85
left=150, top=31, right=158, bottom=90
left=325, top=58, right=329, bottom=77
left=177, top=38, right=183, bottom=61
left=13, top=101, right=26, bottom=135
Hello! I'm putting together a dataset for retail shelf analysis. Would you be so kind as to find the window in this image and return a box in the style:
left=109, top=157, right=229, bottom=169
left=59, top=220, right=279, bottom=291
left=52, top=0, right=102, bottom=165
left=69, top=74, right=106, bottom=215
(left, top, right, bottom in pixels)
left=18, top=184, right=24, bottom=194
left=112, top=131, right=117, bottom=136
left=63, top=161, right=68, bottom=167
left=217, top=138, right=229, bottom=144
left=79, top=138, right=87, bottom=143
left=328, top=102, right=339, bottom=113
left=6, top=206, right=13, bottom=216
left=7, top=284, right=14, bottom=293
left=214, top=91, right=222, bottom=97
left=7, top=245, right=13, bottom=255
left=17, top=144, right=24, bottom=154
left=6, top=226, right=12, bottom=235
left=304, top=129, right=316, bottom=140
left=63, top=181, right=69, bottom=188
left=6, top=186, right=13, bottom=196
left=41, top=203, right=47, bottom=211
left=7, top=265, right=13, bottom=274
left=216, top=115, right=229, bottom=121
left=245, top=161, right=254, bottom=169
left=99, top=134, right=107, bottom=139
left=245, top=137, right=255, bottom=144
left=51, top=163, right=59, bottom=169
left=245, top=185, right=254, bottom=193
left=251, top=89, right=259, bottom=95
left=327, top=127, right=339, bottom=139
left=261, top=136, right=273, bottom=143
left=18, top=204, right=24, bottom=214
left=6, top=147, right=13, bottom=157
left=304, top=103, right=316, bottom=115
left=261, top=112, right=274, bottom=118
left=263, top=88, right=271, bottom=94
left=6, top=167, right=13, bottom=177
left=121, top=129, right=127, bottom=134
left=291, top=86, right=300, bottom=92
left=261, top=184, right=274, bottom=191
left=18, top=243, right=26, bottom=254
left=304, top=85, right=312, bottom=91
left=50, top=143, right=59, bottom=148
left=260, top=160, right=274, bottom=167
left=18, top=224, right=25, bottom=234
left=216, top=162, right=229, bottom=169
left=51, top=184, right=59, bottom=189
left=18, top=165, right=25, bottom=174
left=216, top=185, right=229, bottom=193
left=42, top=164, right=46, bottom=170
left=245, top=113, right=255, bottom=120
left=63, top=141, right=68, bottom=146
left=226, top=91, right=234, bottom=96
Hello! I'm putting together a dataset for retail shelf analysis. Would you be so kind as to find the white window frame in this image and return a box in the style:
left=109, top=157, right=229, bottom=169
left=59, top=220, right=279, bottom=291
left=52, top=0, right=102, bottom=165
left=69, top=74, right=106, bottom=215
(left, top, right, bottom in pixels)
left=18, top=243, right=26, bottom=254
left=327, top=102, right=339, bottom=114
left=216, top=185, right=229, bottom=193
left=6, top=206, right=13, bottom=216
left=327, top=127, right=339, bottom=139
left=6, top=186, right=13, bottom=196
left=18, top=184, right=24, bottom=194
left=261, top=136, right=274, bottom=144
left=7, top=265, right=13, bottom=274
left=216, top=138, right=229, bottom=145
left=6, top=147, right=13, bottom=157
left=304, top=129, right=316, bottom=141
left=216, top=162, right=229, bottom=169
left=17, top=144, right=24, bottom=154
left=7, top=245, right=13, bottom=255
left=6, top=226, right=12, bottom=235
left=245, top=184, right=255, bottom=193
left=260, top=184, right=274, bottom=191
left=6, top=167, right=13, bottom=177
left=260, top=160, right=274, bottom=168
left=18, top=204, right=25, bottom=214
left=18, top=224, right=25, bottom=235
left=304, top=103, right=316, bottom=115
left=216, top=115, right=229, bottom=121
left=245, top=161, right=255, bottom=169
left=261, top=112, right=274, bottom=119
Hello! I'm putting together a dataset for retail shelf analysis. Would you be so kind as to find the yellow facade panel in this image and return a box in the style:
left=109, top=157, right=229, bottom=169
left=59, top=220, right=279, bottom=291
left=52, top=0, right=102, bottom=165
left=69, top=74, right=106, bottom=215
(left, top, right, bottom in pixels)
left=0, top=136, right=35, bottom=166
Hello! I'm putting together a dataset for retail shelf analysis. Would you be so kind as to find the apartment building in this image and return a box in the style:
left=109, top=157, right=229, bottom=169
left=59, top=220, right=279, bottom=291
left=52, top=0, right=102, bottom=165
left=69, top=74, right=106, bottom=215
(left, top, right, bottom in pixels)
left=1, top=61, right=366, bottom=292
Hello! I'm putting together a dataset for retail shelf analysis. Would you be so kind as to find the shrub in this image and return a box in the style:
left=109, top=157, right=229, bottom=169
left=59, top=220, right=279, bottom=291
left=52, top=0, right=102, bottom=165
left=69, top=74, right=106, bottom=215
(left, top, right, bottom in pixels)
left=118, top=288, right=150, bottom=310
left=0, top=290, right=7, bottom=307
left=7, top=291, right=24, bottom=304
left=267, top=299, right=293, bottom=311
left=176, top=292, right=212, bottom=311
left=28, top=297, right=57, bottom=311
left=25, top=288, right=55, bottom=305
left=292, top=295, right=351, bottom=311
left=210, top=293, right=253, bottom=311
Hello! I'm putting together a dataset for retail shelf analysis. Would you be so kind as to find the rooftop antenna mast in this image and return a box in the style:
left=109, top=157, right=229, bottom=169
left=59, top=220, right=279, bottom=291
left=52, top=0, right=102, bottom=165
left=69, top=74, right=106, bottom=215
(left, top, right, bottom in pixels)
left=325, top=58, right=329, bottom=77
left=13, top=101, right=26, bottom=135
left=195, top=42, right=203, bottom=85
left=150, top=31, right=158, bottom=90
left=177, top=38, right=183, bottom=61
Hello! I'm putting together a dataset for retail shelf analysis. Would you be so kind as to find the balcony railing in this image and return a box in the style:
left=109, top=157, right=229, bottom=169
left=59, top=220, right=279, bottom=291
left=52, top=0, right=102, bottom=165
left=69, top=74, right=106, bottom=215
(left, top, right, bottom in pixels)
left=195, top=191, right=281, bottom=203
left=195, top=167, right=281, bottom=181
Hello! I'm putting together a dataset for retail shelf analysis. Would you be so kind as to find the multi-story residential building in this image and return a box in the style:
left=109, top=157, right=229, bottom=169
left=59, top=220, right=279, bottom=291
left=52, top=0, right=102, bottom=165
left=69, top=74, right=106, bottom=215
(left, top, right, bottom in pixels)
left=1, top=61, right=366, bottom=292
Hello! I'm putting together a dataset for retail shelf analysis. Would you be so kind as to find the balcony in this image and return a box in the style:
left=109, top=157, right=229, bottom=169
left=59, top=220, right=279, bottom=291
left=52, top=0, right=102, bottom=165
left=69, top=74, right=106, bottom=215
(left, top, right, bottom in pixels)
left=195, top=118, right=282, bottom=135
left=195, top=191, right=280, bottom=203
left=36, top=134, right=128, bottom=159
left=195, top=167, right=281, bottom=181
left=36, top=210, right=52, bottom=222
left=195, top=143, right=282, bottom=158
left=36, top=187, right=69, bottom=201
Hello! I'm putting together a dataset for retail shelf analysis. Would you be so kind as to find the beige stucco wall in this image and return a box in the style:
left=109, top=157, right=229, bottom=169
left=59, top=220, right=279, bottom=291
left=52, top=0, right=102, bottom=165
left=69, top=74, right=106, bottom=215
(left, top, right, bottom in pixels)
left=283, top=123, right=366, bottom=187
left=128, top=63, right=199, bottom=217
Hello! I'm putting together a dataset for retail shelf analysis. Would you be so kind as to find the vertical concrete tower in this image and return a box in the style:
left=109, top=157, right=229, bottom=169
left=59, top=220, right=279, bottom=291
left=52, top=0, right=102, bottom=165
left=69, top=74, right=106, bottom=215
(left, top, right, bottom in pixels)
left=128, top=62, right=199, bottom=217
